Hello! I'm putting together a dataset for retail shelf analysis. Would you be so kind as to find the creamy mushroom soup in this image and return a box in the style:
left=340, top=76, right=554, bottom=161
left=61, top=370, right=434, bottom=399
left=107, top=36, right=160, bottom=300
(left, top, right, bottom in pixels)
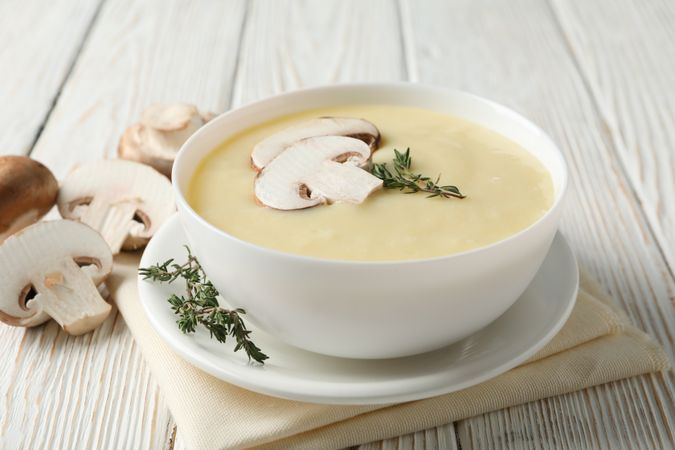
left=187, top=105, right=554, bottom=261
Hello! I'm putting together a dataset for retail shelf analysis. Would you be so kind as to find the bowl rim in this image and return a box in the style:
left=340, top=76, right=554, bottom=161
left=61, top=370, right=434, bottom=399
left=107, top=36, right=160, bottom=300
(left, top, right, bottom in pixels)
left=172, top=82, right=569, bottom=266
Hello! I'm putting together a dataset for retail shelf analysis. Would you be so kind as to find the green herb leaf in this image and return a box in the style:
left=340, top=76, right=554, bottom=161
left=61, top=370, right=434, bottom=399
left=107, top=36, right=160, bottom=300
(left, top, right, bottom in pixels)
left=372, top=148, right=466, bottom=199
left=139, top=247, right=268, bottom=364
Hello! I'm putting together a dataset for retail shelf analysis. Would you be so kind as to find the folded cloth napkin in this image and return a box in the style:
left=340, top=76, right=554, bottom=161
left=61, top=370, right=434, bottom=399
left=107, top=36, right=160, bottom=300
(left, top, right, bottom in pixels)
left=108, top=254, right=668, bottom=450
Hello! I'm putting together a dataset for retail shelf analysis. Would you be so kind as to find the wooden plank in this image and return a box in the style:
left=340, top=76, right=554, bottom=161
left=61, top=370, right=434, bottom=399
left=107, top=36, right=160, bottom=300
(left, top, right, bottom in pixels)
left=550, top=0, right=675, bottom=270
left=0, top=311, right=173, bottom=450
left=456, top=382, right=675, bottom=450
left=167, top=424, right=182, bottom=450
left=0, top=0, right=103, bottom=155
left=0, top=1, right=247, bottom=449
left=436, top=423, right=460, bottom=450
left=231, top=0, right=406, bottom=107
left=354, top=423, right=458, bottom=450
left=401, top=0, right=674, bottom=448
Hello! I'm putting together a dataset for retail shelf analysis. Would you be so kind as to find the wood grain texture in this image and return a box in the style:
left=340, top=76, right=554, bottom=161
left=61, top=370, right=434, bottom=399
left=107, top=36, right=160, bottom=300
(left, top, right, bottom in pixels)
left=2, top=0, right=674, bottom=448
left=0, top=0, right=103, bottom=156
left=30, top=0, right=246, bottom=178
left=0, top=308, right=173, bottom=450
left=551, top=0, right=675, bottom=271
left=403, top=0, right=674, bottom=448
left=231, top=0, right=406, bottom=107
left=0, top=0, right=246, bottom=449
left=456, top=374, right=674, bottom=449
left=354, top=423, right=458, bottom=450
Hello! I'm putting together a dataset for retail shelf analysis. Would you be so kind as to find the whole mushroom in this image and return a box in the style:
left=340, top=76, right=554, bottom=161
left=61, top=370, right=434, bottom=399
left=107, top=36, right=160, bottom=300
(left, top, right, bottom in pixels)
left=0, top=156, right=58, bottom=242
left=118, top=103, right=214, bottom=177
left=58, top=159, right=174, bottom=254
left=0, top=220, right=113, bottom=335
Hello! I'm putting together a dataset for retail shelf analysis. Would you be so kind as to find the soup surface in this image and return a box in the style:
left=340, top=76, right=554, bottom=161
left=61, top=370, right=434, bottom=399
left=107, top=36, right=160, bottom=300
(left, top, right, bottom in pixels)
left=188, top=105, right=554, bottom=261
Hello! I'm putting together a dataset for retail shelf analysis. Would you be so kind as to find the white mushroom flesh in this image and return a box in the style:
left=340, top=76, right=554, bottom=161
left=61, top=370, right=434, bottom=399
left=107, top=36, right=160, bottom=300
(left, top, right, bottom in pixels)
left=255, top=136, right=383, bottom=210
left=302, top=161, right=383, bottom=204
left=118, top=103, right=213, bottom=177
left=139, top=103, right=206, bottom=160
left=251, top=117, right=380, bottom=171
left=0, top=220, right=113, bottom=334
left=58, top=160, right=174, bottom=254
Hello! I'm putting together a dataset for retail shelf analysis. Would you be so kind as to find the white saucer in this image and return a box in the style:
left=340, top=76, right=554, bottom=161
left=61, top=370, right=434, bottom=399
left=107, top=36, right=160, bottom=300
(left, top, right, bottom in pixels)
left=138, top=216, right=578, bottom=405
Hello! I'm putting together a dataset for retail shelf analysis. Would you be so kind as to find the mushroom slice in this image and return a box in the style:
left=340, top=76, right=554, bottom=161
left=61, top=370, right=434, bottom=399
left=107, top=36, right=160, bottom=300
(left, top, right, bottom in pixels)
left=255, top=135, right=383, bottom=210
left=251, top=117, right=380, bottom=171
left=118, top=103, right=214, bottom=177
left=0, top=220, right=113, bottom=335
left=0, top=156, right=58, bottom=242
left=58, top=160, right=174, bottom=254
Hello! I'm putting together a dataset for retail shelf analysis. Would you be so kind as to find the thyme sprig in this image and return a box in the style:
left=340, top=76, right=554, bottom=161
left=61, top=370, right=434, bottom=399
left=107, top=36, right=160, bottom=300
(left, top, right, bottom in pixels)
left=139, top=247, right=268, bottom=364
left=372, top=148, right=465, bottom=199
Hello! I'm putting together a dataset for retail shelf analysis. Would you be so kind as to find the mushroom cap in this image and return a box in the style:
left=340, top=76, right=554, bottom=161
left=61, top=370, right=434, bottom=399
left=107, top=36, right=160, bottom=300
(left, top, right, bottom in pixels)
left=0, top=220, right=112, bottom=327
left=0, top=156, right=58, bottom=242
left=57, top=159, right=175, bottom=251
left=255, top=135, right=382, bottom=210
left=118, top=103, right=213, bottom=178
left=251, top=117, right=380, bottom=171
left=141, top=103, right=203, bottom=131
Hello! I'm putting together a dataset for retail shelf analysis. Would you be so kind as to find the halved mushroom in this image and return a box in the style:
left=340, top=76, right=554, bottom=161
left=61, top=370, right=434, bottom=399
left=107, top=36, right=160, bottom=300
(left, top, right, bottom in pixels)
left=251, top=117, right=380, bottom=171
left=255, top=135, right=383, bottom=210
left=118, top=103, right=214, bottom=177
left=58, top=160, right=174, bottom=254
left=0, top=156, right=58, bottom=242
left=0, top=220, right=113, bottom=335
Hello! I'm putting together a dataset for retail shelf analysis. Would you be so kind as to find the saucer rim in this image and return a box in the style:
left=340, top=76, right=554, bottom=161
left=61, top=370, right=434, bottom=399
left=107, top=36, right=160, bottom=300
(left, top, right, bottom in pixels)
left=138, top=215, right=578, bottom=405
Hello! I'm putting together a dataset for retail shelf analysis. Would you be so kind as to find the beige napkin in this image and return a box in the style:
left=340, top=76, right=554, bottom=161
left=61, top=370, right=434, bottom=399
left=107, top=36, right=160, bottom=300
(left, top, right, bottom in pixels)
left=108, top=254, right=669, bottom=450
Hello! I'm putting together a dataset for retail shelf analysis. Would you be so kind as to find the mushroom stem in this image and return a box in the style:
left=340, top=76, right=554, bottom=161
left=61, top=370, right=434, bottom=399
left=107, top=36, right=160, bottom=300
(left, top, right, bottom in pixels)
left=79, top=196, right=139, bottom=254
left=30, top=257, right=111, bottom=335
left=57, top=160, right=174, bottom=253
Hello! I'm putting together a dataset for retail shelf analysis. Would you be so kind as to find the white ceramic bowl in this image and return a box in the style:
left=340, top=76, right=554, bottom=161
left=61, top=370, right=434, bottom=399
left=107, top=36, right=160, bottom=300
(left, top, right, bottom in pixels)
left=173, top=83, right=568, bottom=359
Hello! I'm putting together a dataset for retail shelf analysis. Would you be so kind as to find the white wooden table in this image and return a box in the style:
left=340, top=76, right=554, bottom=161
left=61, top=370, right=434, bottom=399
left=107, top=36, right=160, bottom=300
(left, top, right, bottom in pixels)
left=1, top=0, right=673, bottom=448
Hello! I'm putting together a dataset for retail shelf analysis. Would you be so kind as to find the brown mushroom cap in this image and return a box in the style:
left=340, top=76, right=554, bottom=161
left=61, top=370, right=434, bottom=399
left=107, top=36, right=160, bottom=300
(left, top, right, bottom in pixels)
left=0, top=156, right=58, bottom=242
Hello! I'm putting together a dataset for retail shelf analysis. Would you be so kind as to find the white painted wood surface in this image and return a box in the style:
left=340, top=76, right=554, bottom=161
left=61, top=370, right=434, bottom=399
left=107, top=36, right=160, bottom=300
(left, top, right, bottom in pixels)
left=231, top=0, right=406, bottom=107
left=0, top=0, right=103, bottom=155
left=550, top=0, right=675, bottom=277
left=1, top=0, right=673, bottom=449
